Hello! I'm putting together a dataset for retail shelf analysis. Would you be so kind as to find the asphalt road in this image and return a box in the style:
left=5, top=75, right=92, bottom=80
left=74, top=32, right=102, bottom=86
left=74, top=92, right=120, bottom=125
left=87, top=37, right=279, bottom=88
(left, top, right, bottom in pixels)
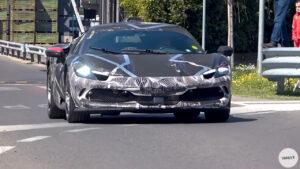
left=0, top=55, right=300, bottom=169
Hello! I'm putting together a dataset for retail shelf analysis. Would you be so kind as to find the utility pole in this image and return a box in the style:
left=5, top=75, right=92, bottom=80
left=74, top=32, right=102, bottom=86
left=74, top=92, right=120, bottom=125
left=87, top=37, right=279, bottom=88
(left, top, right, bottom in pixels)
left=107, top=0, right=110, bottom=23
left=70, top=0, right=85, bottom=34
left=98, top=0, right=119, bottom=24
left=116, top=0, right=120, bottom=22
left=258, top=0, right=265, bottom=74
left=7, top=0, right=10, bottom=41
left=227, top=0, right=234, bottom=67
left=202, top=0, right=206, bottom=50
left=99, top=0, right=107, bottom=24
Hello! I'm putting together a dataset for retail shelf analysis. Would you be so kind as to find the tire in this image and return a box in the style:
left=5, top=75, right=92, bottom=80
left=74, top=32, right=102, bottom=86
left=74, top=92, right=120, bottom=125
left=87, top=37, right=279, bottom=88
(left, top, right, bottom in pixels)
left=173, top=111, right=200, bottom=121
left=65, top=76, right=90, bottom=123
left=47, top=71, right=65, bottom=119
left=205, top=109, right=230, bottom=122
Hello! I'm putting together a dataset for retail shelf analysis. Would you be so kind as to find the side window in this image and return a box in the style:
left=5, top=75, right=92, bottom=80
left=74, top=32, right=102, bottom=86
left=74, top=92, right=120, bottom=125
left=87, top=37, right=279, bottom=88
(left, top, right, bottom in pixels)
left=68, top=38, right=80, bottom=53
left=69, top=35, right=83, bottom=54
left=73, top=34, right=86, bottom=55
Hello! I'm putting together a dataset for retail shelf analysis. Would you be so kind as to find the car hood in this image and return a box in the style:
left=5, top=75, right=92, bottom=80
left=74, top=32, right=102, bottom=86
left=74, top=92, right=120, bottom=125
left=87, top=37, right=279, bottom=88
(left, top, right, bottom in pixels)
left=79, top=53, right=228, bottom=77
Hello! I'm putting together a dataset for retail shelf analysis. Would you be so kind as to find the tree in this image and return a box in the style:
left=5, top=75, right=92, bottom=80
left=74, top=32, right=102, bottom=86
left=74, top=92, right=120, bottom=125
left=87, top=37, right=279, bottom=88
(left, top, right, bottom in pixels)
left=120, top=0, right=139, bottom=17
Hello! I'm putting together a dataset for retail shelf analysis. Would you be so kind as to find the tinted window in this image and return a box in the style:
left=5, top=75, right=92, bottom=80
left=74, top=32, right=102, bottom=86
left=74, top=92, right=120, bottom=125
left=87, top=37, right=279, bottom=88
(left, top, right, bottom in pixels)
left=73, top=34, right=86, bottom=54
left=81, top=30, right=203, bottom=54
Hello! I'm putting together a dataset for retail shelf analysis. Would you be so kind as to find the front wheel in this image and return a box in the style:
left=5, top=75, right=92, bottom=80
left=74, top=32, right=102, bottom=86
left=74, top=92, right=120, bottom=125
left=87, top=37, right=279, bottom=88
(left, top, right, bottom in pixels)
left=173, top=111, right=200, bottom=121
left=47, top=71, right=65, bottom=119
left=65, top=76, right=89, bottom=123
left=204, top=109, right=230, bottom=122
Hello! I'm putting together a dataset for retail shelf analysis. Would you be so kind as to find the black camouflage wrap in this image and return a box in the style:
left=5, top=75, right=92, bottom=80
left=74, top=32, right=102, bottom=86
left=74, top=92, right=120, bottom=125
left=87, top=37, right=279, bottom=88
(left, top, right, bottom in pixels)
left=48, top=21, right=232, bottom=113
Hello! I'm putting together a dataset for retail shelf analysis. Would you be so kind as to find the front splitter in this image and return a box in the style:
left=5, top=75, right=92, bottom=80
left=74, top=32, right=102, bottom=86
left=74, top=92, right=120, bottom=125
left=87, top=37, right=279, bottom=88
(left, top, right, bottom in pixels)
left=75, top=96, right=230, bottom=114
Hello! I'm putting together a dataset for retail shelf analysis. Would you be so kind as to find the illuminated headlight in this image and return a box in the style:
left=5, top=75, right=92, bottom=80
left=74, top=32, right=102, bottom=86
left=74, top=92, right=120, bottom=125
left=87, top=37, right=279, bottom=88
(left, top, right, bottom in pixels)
left=203, top=69, right=216, bottom=76
left=202, top=64, right=230, bottom=79
left=202, top=69, right=216, bottom=79
left=215, top=66, right=230, bottom=77
left=76, top=65, right=91, bottom=77
left=73, top=61, right=95, bottom=79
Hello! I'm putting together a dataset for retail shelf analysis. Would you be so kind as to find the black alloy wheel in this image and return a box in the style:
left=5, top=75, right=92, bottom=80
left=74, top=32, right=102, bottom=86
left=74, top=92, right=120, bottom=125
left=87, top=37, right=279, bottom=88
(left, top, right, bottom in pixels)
left=204, top=109, right=230, bottom=122
left=47, top=71, right=65, bottom=119
left=204, top=101, right=231, bottom=122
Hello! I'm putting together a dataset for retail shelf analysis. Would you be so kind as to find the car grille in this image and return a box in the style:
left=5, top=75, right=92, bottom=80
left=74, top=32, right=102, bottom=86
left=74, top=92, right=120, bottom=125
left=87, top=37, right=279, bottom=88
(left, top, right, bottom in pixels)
left=179, top=87, right=224, bottom=102
left=86, top=87, right=225, bottom=105
left=86, top=89, right=134, bottom=102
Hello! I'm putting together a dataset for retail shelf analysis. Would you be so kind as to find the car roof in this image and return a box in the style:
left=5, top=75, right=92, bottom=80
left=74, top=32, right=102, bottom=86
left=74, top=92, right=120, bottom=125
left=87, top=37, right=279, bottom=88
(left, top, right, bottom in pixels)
left=89, top=21, right=182, bottom=32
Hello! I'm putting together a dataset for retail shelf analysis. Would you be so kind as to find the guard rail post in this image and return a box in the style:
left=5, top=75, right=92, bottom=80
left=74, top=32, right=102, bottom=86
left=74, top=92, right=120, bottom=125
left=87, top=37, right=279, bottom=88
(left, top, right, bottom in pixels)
left=17, top=51, right=21, bottom=58
left=37, top=54, right=41, bottom=64
left=30, top=53, right=34, bottom=63
left=277, top=78, right=284, bottom=93
left=26, top=44, right=47, bottom=64
left=12, top=49, right=15, bottom=58
left=23, top=44, right=27, bottom=60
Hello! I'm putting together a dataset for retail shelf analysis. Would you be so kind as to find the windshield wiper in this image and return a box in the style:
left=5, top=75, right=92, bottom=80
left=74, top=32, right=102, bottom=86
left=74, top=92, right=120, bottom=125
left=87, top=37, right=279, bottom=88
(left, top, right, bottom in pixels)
left=121, top=49, right=168, bottom=54
left=90, top=47, right=120, bottom=54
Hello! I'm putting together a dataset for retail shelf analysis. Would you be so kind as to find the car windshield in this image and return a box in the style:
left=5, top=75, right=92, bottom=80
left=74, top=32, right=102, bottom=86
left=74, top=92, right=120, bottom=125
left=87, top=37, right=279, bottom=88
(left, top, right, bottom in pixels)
left=82, top=30, right=203, bottom=54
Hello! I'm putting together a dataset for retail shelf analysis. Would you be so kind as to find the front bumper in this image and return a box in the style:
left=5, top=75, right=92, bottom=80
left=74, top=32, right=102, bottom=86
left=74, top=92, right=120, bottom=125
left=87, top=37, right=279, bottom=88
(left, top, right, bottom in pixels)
left=68, top=69, right=231, bottom=113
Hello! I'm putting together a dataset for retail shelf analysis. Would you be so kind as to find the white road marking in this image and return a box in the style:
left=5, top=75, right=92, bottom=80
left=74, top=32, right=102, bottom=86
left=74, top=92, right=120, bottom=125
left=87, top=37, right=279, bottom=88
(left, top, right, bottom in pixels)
left=36, top=86, right=46, bottom=90
left=242, top=111, right=277, bottom=116
left=0, top=146, right=15, bottom=155
left=64, top=127, right=101, bottom=133
left=119, top=124, right=139, bottom=127
left=17, top=136, right=51, bottom=143
left=0, top=84, right=42, bottom=86
left=3, top=104, right=31, bottom=110
left=231, top=102, right=248, bottom=106
left=0, top=122, right=82, bottom=133
left=0, top=87, right=21, bottom=91
left=37, top=104, right=48, bottom=108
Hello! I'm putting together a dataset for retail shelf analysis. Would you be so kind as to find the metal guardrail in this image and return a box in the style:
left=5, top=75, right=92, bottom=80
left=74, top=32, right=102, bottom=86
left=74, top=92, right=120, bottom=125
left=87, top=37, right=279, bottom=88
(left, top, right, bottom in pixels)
left=25, top=44, right=47, bottom=64
left=0, top=40, right=47, bottom=64
left=258, top=0, right=300, bottom=93
left=262, top=47, right=300, bottom=93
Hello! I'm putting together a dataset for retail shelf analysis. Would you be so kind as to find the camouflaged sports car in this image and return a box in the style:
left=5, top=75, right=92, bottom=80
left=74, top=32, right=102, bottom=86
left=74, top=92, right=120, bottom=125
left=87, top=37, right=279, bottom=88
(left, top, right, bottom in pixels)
left=46, top=20, right=233, bottom=123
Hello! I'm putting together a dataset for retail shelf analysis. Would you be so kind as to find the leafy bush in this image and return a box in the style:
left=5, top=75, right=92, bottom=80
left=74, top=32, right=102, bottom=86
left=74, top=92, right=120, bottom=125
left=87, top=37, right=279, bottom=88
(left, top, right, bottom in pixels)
left=232, top=64, right=276, bottom=91
left=232, top=64, right=300, bottom=99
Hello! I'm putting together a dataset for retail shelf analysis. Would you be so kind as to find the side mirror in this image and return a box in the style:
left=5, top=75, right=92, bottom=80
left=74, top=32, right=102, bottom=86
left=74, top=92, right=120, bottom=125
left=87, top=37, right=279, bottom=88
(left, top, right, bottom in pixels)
left=46, top=47, right=63, bottom=58
left=217, top=46, right=233, bottom=56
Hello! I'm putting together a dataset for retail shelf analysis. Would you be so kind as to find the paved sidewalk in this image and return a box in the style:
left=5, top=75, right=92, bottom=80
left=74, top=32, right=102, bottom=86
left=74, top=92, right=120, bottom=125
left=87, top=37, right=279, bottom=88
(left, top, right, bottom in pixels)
left=231, top=95, right=300, bottom=115
left=233, top=95, right=300, bottom=102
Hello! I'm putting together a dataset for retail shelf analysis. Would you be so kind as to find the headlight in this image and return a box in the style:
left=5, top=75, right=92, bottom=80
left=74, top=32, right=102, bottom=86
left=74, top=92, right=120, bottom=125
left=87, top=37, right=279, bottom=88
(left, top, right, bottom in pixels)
left=91, top=70, right=109, bottom=81
left=215, top=64, right=230, bottom=78
left=73, top=61, right=95, bottom=79
left=73, top=61, right=109, bottom=80
left=203, top=69, right=216, bottom=75
left=202, top=63, right=230, bottom=78
left=203, top=69, right=216, bottom=79
left=76, top=65, right=91, bottom=77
